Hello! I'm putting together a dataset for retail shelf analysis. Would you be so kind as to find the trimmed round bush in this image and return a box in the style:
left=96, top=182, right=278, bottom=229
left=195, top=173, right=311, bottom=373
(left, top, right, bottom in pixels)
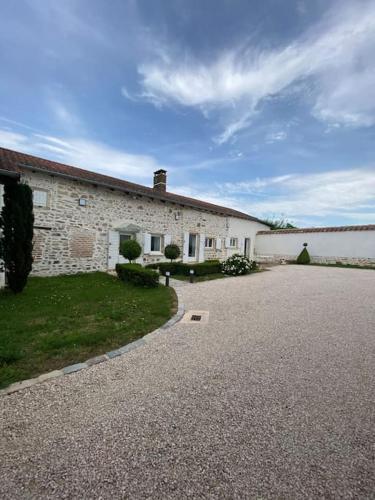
left=221, top=254, right=253, bottom=276
left=164, top=243, right=180, bottom=262
left=296, top=245, right=310, bottom=264
left=120, top=239, right=141, bottom=263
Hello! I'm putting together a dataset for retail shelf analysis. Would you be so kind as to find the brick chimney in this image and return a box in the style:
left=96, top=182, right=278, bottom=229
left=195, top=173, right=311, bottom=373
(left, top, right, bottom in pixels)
left=153, top=169, right=167, bottom=192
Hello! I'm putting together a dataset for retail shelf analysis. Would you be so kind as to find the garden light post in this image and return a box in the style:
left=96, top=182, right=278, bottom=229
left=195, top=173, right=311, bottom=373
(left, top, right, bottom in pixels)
left=165, top=271, right=170, bottom=287
left=189, top=269, right=194, bottom=283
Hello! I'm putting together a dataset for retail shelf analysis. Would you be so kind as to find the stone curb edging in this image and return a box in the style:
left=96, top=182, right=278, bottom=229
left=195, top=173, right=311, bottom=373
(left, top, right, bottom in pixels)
left=0, top=289, right=185, bottom=397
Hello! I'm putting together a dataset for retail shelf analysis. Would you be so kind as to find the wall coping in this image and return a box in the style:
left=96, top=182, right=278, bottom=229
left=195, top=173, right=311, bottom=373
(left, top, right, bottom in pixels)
left=257, top=224, right=375, bottom=235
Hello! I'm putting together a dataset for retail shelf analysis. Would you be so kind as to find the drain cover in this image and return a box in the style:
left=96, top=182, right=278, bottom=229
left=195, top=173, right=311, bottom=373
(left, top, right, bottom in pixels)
left=181, top=310, right=209, bottom=324
left=191, top=315, right=202, bottom=321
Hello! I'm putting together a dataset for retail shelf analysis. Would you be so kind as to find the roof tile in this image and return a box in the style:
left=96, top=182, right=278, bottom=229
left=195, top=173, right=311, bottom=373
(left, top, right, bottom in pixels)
left=0, top=146, right=265, bottom=224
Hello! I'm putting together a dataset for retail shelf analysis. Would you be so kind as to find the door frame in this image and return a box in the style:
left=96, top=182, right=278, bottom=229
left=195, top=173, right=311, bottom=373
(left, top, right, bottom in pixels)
left=187, top=233, right=198, bottom=262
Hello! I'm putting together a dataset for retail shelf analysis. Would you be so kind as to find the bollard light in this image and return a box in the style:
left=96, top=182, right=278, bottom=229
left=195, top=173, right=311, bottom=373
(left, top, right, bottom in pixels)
left=165, top=271, right=170, bottom=287
left=189, top=269, right=194, bottom=283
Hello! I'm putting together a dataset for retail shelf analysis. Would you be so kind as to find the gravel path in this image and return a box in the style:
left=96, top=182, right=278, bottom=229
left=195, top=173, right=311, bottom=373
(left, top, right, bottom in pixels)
left=1, top=265, right=374, bottom=499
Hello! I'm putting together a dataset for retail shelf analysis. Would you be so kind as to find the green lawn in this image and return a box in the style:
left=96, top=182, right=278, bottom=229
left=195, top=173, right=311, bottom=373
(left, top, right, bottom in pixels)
left=0, top=272, right=175, bottom=389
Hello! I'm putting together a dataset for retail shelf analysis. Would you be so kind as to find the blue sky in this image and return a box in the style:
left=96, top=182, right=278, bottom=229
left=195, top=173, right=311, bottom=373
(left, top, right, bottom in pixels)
left=0, top=0, right=374, bottom=227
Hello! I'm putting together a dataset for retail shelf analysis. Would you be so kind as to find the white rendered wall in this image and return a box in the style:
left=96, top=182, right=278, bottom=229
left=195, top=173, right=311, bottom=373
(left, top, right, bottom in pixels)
left=255, top=229, right=375, bottom=265
left=227, top=218, right=270, bottom=258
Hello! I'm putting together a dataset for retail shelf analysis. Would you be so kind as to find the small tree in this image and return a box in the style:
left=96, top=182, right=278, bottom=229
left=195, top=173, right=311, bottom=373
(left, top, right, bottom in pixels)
left=164, top=243, right=180, bottom=262
left=0, top=183, right=34, bottom=293
left=120, top=239, right=141, bottom=263
left=263, top=217, right=297, bottom=230
left=296, top=243, right=310, bottom=264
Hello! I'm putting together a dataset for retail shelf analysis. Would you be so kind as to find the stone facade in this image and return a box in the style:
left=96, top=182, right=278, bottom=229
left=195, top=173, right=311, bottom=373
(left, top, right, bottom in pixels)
left=18, top=169, right=268, bottom=277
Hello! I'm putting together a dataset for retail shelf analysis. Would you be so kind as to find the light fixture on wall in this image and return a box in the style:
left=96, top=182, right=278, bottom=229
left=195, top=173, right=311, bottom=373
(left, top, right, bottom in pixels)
left=79, top=197, right=87, bottom=207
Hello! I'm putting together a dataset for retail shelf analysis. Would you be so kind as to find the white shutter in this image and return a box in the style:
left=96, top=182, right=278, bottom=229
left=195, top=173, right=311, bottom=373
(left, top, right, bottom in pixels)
left=225, top=237, right=231, bottom=248
left=164, top=234, right=172, bottom=247
left=33, top=190, right=48, bottom=207
left=183, top=232, right=189, bottom=263
left=216, top=238, right=222, bottom=250
left=108, top=230, right=120, bottom=269
left=239, top=237, right=245, bottom=255
left=198, top=233, right=205, bottom=262
left=143, top=233, right=151, bottom=254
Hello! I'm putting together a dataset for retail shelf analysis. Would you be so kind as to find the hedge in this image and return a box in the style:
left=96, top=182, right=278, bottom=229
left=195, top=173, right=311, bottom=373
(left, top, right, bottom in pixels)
left=116, top=263, right=159, bottom=287
left=146, top=260, right=221, bottom=276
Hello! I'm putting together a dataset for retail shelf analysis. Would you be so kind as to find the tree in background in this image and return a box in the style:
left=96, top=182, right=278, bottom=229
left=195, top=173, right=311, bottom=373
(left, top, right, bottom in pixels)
left=120, top=239, right=142, bottom=263
left=263, top=217, right=297, bottom=230
left=0, top=183, right=34, bottom=293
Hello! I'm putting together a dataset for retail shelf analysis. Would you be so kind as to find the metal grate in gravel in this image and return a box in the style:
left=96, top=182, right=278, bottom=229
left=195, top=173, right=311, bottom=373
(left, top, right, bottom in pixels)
left=181, top=310, right=209, bottom=324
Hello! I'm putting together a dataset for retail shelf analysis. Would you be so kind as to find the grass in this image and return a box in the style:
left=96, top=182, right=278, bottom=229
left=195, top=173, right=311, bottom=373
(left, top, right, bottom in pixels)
left=0, top=272, right=175, bottom=389
left=171, top=273, right=227, bottom=282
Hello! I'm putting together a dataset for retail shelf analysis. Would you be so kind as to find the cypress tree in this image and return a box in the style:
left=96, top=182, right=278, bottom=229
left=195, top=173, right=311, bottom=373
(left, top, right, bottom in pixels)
left=0, top=183, right=34, bottom=293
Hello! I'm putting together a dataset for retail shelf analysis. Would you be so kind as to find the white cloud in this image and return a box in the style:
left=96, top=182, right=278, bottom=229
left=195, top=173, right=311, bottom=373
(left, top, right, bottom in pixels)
left=0, top=128, right=168, bottom=182
left=137, top=1, right=375, bottom=142
left=228, top=168, right=375, bottom=219
left=265, top=131, right=287, bottom=143
left=121, top=86, right=138, bottom=102
left=172, top=167, right=375, bottom=224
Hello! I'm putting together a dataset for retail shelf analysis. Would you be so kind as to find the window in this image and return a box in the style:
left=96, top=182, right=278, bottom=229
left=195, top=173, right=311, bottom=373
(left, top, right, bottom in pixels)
left=205, top=237, right=214, bottom=248
left=151, top=234, right=162, bottom=252
left=33, top=189, right=48, bottom=207
left=188, top=234, right=197, bottom=258
left=119, top=233, right=132, bottom=251
left=230, top=237, right=238, bottom=248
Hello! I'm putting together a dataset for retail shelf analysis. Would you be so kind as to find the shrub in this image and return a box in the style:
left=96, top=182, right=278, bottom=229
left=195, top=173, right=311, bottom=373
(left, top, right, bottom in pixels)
left=189, top=261, right=222, bottom=276
left=120, top=239, right=141, bottom=263
left=164, top=244, right=181, bottom=262
left=296, top=244, right=311, bottom=264
left=0, top=183, right=34, bottom=293
left=116, top=263, right=159, bottom=287
left=146, top=260, right=221, bottom=276
left=221, top=254, right=253, bottom=276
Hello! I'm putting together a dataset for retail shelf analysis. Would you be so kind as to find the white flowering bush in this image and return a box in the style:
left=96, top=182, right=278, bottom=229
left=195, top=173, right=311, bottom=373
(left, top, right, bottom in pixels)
left=221, top=254, right=256, bottom=276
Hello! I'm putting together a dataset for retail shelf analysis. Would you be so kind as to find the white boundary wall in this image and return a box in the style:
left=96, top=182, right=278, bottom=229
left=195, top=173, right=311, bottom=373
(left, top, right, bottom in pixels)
left=255, top=226, right=375, bottom=266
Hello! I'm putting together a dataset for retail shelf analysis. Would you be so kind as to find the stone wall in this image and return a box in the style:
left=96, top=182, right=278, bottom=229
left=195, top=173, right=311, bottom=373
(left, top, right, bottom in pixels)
left=21, top=169, right=268, bottom=276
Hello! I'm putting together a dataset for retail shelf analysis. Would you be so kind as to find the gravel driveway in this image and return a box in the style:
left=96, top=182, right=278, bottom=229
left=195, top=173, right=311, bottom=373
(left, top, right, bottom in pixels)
left=1, top=265, right=374, bottom=499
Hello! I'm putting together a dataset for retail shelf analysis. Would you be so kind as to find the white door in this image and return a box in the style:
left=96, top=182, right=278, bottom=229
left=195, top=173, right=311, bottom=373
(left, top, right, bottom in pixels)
left=188, top=233, right=198, bottom=262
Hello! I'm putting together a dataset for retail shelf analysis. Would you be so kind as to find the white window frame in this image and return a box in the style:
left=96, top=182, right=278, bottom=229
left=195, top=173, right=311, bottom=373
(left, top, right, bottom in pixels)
left=150, top=234, right=163, bottom=253
left=229, top=237, right=238, bottom=248
left=205, top=237, right=214, bottom=248
left=32, top=189, right=48, bottom=208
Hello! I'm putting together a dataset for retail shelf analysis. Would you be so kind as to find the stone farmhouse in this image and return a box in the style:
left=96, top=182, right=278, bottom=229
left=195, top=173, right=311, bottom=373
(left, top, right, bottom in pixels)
left=0, top=147, right=270, bottom=279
